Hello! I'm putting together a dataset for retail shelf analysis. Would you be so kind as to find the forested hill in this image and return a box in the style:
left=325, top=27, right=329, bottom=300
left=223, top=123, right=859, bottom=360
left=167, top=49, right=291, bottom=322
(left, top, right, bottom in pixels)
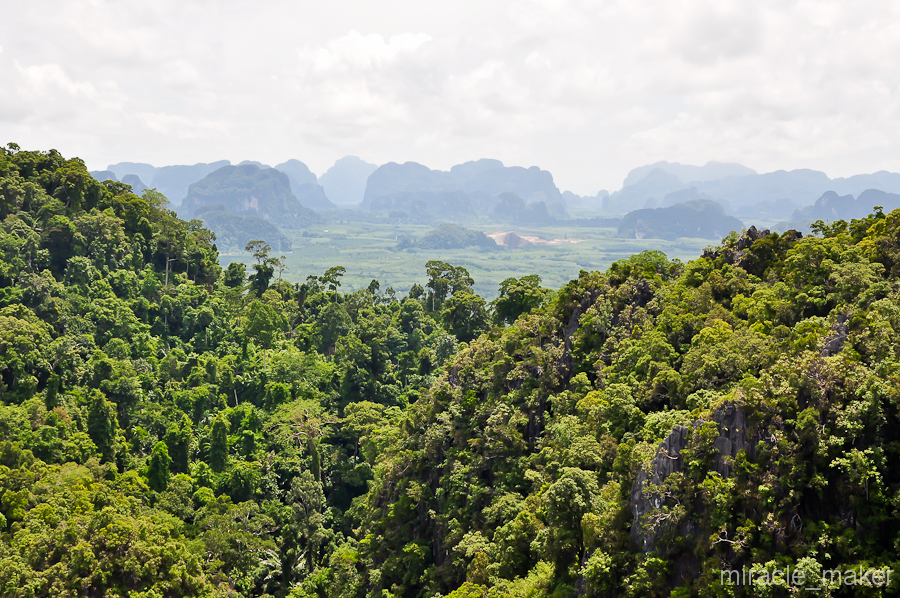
left=2, top=146, right=900, bottom=598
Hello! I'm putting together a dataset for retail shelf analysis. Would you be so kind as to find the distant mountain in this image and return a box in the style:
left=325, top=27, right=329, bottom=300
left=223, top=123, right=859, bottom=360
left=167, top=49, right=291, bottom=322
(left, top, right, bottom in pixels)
left=792, top=189, right=900, bottom=222
left=369, top=190, right=477, bottom=222
left=193, top=204, right=292, bottom=253
left=364, top=159, right=562, bottom=205
left=732, top=198, right=802, bottom=221
left=618, top=200, right=743, bottom=240
left=318, top=156, right=378, bottom=206
left=622, top=161, right=757, bottom=187
left=605, top=168, right=685, bottom=212
left=106, top=159, right=340, bottom=208
left=121, top=174, right=147, bottom=194
left=362, top=159, right=565, bottom=221
left=829, top=172, right=900, bottom=197
left=181, top=164, right=322, bottom=229
left=412, top=223, right=497, bottom=250
left=562, top=190, right=609, bottom=209
left=275, top=160, right=336, bottom=210
left=90, top=170, right=149, bottom=195
left=150, top=161, right=231, bottom=205
left=694, top=169, right=832, bottom=211
left=238, top=160, right=271, bottom=169
left=493, top=192, right=554, bottom=224
left=90, top=170, right=117, bottom=182
left=107, top=162, right=157, bottom=184
left=609, top=163, right=900, bottom=217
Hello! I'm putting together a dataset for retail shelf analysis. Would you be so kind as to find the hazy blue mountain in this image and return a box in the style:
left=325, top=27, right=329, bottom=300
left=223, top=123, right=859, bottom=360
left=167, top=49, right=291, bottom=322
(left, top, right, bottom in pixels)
left=493, top=192, right=554, bottom=224
left=180, top=164, right=322, bottom=228
left=364, top=159, right=562, bottom=204
left=194, top=203, right=292, bottom=253
left=293, top=183, right=336, bottom=211
left=829, top=171, right=900, bottom=196
left=733, top=198, right=802, bottom=221
left=604, top=168, right=685, bottom=213
left=369, top=190, right=476, bottom=222
left=107, top=162, right=157, bottom=184
left=274, top=159, right=316, bottom=186
left=694, top=169, right=833, bottom=209
left=90, top=170, right=117, bottom=182
left=660, top=186, right=713, bottom=208
left=689, top=170, right=900, bottom=213
left=318, top=156, right=378, bottom=206
left=460, top=163, right=562, bottom=206
left=622, top=161, right=756, bottom=187
left=792, top=189, right=900, bottom=222
left=618, top=200, right=743, bottom=240
left=238, top=160, right=271, bottom=169
left=610, top=163, right=900, bottom=218
left=275, top=160, right=336, bottom=210
left=562, top=190, right=608, bottom=209
left=364, top=162, right=440, bottom=204
left=150, top=160, right=232, bottom=205
left=858, top=188, right=900, bottom=212
left=362, top=159, right=565, bottom=218
left=448, top=158, right=504, bottom=179
left=121, top=174, right=147, bottom=194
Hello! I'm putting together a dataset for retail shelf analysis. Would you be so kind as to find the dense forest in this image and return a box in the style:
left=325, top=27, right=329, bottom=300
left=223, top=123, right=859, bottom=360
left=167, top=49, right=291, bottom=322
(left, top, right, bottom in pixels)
left=1, top=146, right=900, bottom=598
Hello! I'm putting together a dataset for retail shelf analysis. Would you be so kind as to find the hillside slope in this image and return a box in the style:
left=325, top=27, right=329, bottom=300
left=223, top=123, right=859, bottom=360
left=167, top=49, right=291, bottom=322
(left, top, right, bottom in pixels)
left=3, top=145, right=900, bottom=598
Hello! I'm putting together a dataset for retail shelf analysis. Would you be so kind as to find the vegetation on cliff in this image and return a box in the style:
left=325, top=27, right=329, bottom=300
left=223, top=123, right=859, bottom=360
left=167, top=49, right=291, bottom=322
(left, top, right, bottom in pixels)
left=2, top=145, right=900, bottom=598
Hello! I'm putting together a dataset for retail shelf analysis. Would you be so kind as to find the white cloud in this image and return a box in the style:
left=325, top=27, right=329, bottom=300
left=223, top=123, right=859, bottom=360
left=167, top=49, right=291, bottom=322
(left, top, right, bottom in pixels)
left=1, top=0, right=899, bottom=192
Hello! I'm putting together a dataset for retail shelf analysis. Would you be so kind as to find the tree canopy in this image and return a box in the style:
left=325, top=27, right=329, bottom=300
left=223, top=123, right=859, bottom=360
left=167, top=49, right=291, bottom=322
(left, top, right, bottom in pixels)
left=3, top=145, right=900, bottom=598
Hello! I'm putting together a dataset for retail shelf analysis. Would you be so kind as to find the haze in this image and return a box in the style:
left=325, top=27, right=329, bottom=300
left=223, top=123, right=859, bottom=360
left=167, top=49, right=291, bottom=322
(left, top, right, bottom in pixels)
left=2, top=0, right=899, bottom=194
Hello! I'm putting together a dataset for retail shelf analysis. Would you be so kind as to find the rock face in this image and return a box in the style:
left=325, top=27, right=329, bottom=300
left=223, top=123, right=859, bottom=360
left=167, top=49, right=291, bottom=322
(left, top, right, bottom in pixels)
left=361, top=159, right=565, bottom=221
left=630, top=401, right=753, bottom=553
left=181, top=164, right=322, bottom=229
left=711, top=401, right=753, bottom=476
left=821, top=314, right=849, bottom=357
left=629, top=425, right=691, bottom=553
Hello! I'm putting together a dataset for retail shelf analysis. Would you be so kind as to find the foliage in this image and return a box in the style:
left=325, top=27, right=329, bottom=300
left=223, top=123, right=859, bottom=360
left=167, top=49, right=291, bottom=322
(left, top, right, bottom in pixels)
left=4, top=145, right=900, bottom=598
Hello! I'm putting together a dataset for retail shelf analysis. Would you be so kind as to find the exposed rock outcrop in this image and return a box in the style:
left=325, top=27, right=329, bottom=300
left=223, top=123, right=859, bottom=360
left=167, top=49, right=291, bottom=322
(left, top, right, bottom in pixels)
left=821, top=314, right=850, bottom=357
left=630, top=401, right=754, bottom=552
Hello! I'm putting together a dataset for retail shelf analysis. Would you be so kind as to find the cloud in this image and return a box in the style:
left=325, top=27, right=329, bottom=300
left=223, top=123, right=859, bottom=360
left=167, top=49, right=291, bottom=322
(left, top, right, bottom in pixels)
left=1, top=0, right=899, bottom=192
left=140, top=113, right=229, bottom=138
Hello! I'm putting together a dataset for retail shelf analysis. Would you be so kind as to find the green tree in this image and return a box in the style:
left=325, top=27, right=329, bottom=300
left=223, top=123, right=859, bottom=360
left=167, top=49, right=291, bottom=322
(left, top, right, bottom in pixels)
left=424, top=260, right=473, bottom=312
left=493, top=274, right=548, bottom=325
left=223, top=261, right=246, bottom=288
left=86, top=389, right=118, bottom=463
left=164, top=414, right=192, bottom=474
left=209, top=416, right=230, bottom=472
left=441, top=291, right=490, bottom=342
left=319, top=301, right=351, bottom=354
left=288, top=470, right=330, bottom=574
left=147, top=440, right=172, bottom=491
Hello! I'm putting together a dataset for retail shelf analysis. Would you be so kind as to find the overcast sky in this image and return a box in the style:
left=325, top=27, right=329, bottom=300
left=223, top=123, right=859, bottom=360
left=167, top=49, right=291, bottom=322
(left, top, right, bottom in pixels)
left=2, top=0, right=899, bottom=194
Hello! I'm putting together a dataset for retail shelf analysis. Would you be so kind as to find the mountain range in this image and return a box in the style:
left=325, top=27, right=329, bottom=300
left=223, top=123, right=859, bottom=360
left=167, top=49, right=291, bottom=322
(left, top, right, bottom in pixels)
left=359, top=159, right=567, bottom=222
left=606, top=161, right=900, bottom=219
left=91, top=155, right=900, bottom=242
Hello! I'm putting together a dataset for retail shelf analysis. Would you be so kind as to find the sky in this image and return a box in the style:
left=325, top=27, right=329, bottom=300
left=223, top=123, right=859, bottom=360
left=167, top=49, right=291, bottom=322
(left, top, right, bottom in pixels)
left=1, top=0, right=899, bottom=194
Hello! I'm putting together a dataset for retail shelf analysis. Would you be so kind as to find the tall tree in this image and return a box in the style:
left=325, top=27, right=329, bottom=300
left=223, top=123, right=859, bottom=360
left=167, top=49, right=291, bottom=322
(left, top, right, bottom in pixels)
left=147, top=441, right=172, bottom=492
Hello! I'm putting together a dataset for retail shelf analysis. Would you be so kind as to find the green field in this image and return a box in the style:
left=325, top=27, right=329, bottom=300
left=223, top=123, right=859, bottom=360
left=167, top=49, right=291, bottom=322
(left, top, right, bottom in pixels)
left=220, top=220, right=714, bottom=298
